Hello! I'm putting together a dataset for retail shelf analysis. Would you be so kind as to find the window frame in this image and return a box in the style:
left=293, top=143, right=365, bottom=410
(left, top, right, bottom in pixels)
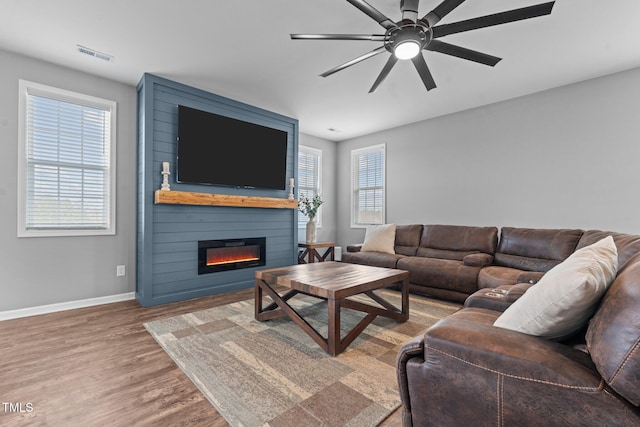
left=351, top=143, right=386, bottom=228
left=297, top=145, right=322, bottom=228
left=17, top=80, right=117, bottom=237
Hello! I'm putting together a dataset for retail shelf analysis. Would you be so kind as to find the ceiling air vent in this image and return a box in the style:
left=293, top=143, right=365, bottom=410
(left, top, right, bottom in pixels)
left=77, top=44, right=113, bottom=62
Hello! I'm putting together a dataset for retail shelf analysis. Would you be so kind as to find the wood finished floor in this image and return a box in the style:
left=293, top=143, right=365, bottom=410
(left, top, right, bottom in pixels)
left=0, top=289, right=402, bottom=427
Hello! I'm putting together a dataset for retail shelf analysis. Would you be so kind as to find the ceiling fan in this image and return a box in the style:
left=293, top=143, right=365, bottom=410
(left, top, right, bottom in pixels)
left=291, top=0, right=555, bottom=93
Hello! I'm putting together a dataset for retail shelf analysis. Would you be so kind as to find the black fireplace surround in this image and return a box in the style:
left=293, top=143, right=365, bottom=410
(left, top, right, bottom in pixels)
left=198, top=237, right=266, bottom=274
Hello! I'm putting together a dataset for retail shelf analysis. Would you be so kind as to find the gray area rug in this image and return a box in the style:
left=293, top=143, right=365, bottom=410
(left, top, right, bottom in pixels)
left=144, top=290, right=460, bottom=426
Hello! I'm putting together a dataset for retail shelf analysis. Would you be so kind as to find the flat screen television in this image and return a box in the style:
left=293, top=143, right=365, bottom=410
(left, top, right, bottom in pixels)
left=177, top=105, right=288, bottom=190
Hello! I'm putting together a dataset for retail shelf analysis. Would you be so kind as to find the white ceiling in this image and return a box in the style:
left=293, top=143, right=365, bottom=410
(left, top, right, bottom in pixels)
left=2, top=0, right=639, bottom=141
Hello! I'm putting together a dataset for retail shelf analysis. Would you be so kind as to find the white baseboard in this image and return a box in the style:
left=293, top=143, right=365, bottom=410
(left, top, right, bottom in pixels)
left=0, top=292, right=136, bottom=322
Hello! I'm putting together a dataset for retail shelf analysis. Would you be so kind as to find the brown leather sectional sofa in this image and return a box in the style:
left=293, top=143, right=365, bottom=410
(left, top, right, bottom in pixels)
left=344, top=224, right=500, bottom=302
left=343, top=224, right=640, bottom=426
left=344, top=224, right=589, bottom=302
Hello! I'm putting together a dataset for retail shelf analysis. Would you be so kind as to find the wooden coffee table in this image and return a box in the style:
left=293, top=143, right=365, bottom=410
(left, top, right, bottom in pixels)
left=254, top=261, right=409, bottom=356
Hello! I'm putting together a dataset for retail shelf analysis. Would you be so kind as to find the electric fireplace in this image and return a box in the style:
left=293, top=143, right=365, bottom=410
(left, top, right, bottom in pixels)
left=198, top=237, right=266, bottom=274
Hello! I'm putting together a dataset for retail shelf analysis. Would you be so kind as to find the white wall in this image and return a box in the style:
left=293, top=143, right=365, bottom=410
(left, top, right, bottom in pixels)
left=0, top=50, right=137, bottom=311
left=298, top=133, right=337, bottom=244
left=336, top=67, right=640, bottom=247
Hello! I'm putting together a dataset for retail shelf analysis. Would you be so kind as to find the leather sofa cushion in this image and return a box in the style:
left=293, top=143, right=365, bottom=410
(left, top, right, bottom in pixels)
left=478, top=266, right=523, bottom=288
left=340, top=251, right=405, bottom=269
left=416, top=225, right=498, bottom=260
left=578, top=230, right=640, bottom=269
left=586, top=252, right=640, bottom=406
left=517, top=271, right=545, bottom=284
left=465, top=283, right=535, bottom=312
left=417, top=247, right=478, bottom=261
left=506, top=282, right=536, bottom=301
left=463, top=286, right=512, bottom=311
left=462, top=253, right=493, bottom=267
left=495, top=227, right=583, bottom=271
left=408, top=285, right=469, bottom=303
left=394, top=224, right=423, bottom=256
left=478, top=268, right=544, bottom=290
left=397, top=257, right=480, bottom=294
left=493, top=253, right=562, bottom=272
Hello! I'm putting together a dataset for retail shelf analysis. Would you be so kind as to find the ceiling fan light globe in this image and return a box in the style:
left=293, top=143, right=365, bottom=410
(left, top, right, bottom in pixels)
left=394, top=40, right=420, bottom=60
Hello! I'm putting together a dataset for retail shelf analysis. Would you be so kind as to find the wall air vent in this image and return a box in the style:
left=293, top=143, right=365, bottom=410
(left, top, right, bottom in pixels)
left=77, top=45, right=113, bottom=62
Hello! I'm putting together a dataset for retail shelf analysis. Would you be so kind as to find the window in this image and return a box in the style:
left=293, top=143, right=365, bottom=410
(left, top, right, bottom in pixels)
left=298, top=145, right=322, bottom=227
left=18, top=80, right=116, bottom=237
left=351, top=144, right=385, bottom=227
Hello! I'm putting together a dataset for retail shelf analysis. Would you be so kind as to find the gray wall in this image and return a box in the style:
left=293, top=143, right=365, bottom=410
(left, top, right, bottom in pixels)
left=0, top=50, right=137, bottom=311
left=2, top=46, right=639, bottom=311
left=298, top=133, right=337, bottom=244
left=336, top=67, right=640, bottom=247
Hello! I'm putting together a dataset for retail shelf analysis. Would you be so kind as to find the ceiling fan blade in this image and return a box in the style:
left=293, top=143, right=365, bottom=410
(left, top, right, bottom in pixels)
left=421, top=0, right=467, bottom=27
left=411, top=54, right=436, bottom=91
left=369, top=55, right=398, bottom=93
left=346, top=0, right=397, bottom=30
left=432, top=2, right=555, bottom=38
left=320, top=46, right=388, bottom=78
left=291, top=34, right=386, bottom=41
left=401, top=0, right=420, bottom=13
left=426, top=40, right=501, bottom=66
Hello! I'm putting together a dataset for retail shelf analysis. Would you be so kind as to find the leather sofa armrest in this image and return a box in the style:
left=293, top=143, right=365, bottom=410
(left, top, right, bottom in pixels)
left=505, top=282, right=535, bottom=303
left=424, top=312, right=599, bottom=385
left=346, top=244, right=362, bottom=253
left=397, top=334, right=425, bottom=427
left=516, top=271, right=545, bottom=284
left=401, top=310, right=607, bottom=426
left=463, top=253, right=494, bottom=267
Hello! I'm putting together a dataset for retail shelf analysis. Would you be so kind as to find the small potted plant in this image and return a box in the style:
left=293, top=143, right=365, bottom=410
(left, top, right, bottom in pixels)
left=298, top=194, right=323, bottom=243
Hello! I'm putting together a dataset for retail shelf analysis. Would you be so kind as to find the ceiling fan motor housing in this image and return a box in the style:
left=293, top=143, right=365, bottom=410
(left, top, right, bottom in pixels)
left=385, top=23, right=431, bottom=56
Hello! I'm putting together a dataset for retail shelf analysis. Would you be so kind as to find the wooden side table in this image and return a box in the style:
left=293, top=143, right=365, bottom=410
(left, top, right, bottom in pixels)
left=298, top=242, right=335, bottom=264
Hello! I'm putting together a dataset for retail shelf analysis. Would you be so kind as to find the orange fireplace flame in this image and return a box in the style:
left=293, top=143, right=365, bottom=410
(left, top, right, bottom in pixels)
left=206, top=245, right=260, bottom=266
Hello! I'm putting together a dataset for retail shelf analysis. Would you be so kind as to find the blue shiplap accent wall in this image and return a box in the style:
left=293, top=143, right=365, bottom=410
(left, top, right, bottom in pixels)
left=136, top=74, right=299, bottom=307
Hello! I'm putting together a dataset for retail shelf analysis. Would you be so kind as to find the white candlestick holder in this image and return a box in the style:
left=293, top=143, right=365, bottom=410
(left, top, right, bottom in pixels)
left=161, top=162, right=171, bottom=191
left=288, top=179, right=295, bottom=200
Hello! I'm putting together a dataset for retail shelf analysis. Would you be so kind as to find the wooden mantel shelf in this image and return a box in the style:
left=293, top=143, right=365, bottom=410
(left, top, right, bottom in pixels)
left=154, top=190, right=298, bottom=209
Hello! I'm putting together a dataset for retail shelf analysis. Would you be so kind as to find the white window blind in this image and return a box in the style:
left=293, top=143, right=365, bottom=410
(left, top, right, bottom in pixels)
left=351, top=144, right=385, bottom=227
left=18, top=80, right=116, bottom=237
left=298, top=145, right=322, bottom=227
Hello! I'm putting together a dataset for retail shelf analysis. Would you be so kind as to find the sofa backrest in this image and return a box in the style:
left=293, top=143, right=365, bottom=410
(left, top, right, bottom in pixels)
left=578, top=230, right=640, bottom=270
left=416, top=225, right=498, bottom=260
left=494, top=227, right=583, bottom=272
left=586, top=252, right=640, bottom=406
left=394, top=224, right=423, bottom=256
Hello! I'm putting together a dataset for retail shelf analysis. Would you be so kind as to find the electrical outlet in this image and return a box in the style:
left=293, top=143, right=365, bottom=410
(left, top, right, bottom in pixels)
left=116, top=265, right=126, bottom=277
